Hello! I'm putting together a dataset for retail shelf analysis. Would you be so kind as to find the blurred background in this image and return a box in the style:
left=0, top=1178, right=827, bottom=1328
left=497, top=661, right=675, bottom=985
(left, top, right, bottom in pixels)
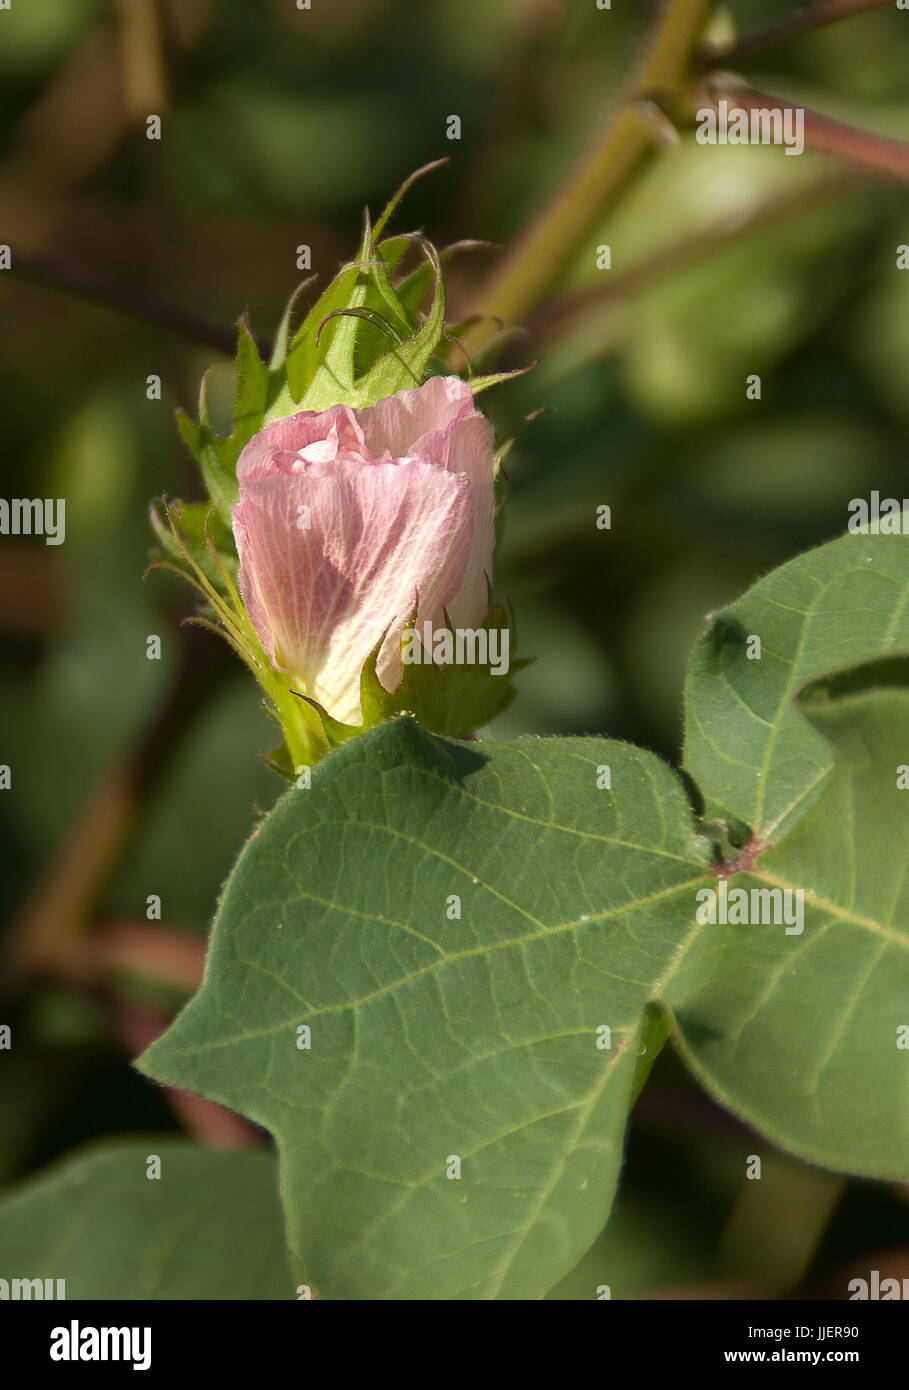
left=2, top=0, right=909, bottom=1298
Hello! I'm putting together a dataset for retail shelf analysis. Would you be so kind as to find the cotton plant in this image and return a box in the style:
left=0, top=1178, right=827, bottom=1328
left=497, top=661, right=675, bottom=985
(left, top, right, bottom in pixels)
left=3, top=0, right=909, bottom=1308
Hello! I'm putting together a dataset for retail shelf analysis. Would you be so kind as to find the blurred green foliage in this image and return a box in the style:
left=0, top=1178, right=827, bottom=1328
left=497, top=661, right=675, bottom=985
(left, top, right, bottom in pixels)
left=2, top=0, right=909, bottom=1297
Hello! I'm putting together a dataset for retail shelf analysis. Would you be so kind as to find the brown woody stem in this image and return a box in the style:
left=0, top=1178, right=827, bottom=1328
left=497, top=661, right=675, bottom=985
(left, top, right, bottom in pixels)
left=706, top=82, right=909, bottom=183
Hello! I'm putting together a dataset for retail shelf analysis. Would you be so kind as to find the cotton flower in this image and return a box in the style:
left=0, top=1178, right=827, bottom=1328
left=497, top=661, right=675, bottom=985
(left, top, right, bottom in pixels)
left=232, top=376, right=495, bottom=725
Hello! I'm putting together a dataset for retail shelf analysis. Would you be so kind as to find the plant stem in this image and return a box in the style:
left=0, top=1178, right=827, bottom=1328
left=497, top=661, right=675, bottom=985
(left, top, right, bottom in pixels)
left=459, top=0, right=715, bottom=354
left=7, top=245, right=263, bottom=358
left=532, top=172, right=857, bottom=350
left=698, top=0, right=893, bottom=66
left=707, top=82, right=909, bottom=183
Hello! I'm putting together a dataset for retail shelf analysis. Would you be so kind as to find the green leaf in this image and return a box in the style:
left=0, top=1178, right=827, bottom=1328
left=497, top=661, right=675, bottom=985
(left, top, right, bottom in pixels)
left=350, top=247, right=417, bottom=380
left=367, top=606, right=528, bottom=736
left=138, top=721, right=709, bottom=1299
left=149, top=497, right=236, bottom=594
left=683, top=525, right=909, bottom=843
left=351, top=237, right=446, bottom=407
left=275, top=246, right=417, bottom=415
left=391, top=238, right=492, bottom=322
left=370, top=157, right=448, bottom=241
left=467, top=362, right=538, bottom=395
left=268, top=276, right=317, bottom=372
left=233, top=314, right=270, bottom=441
left=0, top=1141, right=295, bottom=1299
left=667, top=669, right=909, bottom=1177
left=176, top=322, right=271, bottom=529
left=282, top=259, right=367, bottom=411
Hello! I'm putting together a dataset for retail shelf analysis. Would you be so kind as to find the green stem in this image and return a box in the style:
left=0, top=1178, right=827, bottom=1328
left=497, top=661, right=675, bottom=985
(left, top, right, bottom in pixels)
left=460, top=0, right=715, bottom=353
left=280, top=694, right=331, bottom=774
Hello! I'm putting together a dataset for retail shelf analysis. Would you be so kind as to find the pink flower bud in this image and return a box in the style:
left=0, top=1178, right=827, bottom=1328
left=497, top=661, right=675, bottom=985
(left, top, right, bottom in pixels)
left=232, top=376, right=495, bottom=725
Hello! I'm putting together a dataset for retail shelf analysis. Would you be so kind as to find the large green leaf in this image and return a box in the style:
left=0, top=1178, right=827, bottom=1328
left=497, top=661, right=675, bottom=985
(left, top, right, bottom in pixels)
left=139, top=722, right=709, bottom=1299
left=0, top=1141, right=294, bottom=1299
left=683, top=526, right=909, bottom=842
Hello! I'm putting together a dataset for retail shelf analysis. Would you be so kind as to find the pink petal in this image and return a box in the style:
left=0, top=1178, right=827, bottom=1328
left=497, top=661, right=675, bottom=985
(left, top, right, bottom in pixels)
left=434, top=411, right=495, bottom=630
left=236, top=406, right=367, bottom=483
left=356, top=376, right=474, bottom=460
left=234, top=456, right=474, bottom=724
left=355, top=377, right=495, bottom=626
